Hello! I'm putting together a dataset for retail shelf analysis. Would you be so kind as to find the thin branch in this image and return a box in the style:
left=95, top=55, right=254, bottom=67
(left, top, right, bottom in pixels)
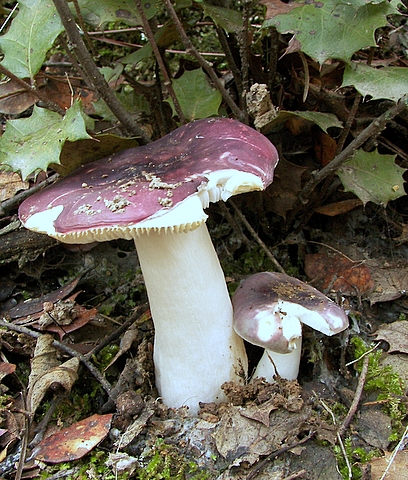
left=335, top=93, right=362, bottom=155
left=246, top=431, right=315, bottom=480
left=229, top=199, right=286, bottom=274
left=0, top=174, right=59, bottom=217
left=338, top=354, right=369, bottom=437
left=0, top=65, right=65, bottom=115
left=134, top=0, right=186, bottom=123
left=52, top=0, right=150, bottom=143
left=161, top=0, right=245, bottom=121
left=238, top=0, right=250, bottom=121
left=296, top=95, right=408, bottom=207
left=0, top=318, right=113, bottom=398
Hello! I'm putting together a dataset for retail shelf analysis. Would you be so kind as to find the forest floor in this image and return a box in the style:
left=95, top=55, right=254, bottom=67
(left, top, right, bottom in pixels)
left=0, top=138, right=407, bottom=480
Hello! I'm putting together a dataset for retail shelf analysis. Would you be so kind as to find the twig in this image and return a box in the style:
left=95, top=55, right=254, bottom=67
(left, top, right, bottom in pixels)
left=134, top=0, right=186, bottom=123
left=245, top=431, right=315, bottom=480
left=320, top=399, right=352, bottom=479
left=229, top=199, right=286, bottom=274
left=338, top=354, right=369, bottom=437
left=0, top=174, right=59, bottom=217
left=335, top=93, right=362, bottom=155
left=238, top=0, right=250, bottom=121
left=161, top=0, right=245, bottom=121
left=0, top=318, right=113, bottom=398
left=0, top=65, right=65, bottom=115
left=84, top=306, right=150, bottom=359
left=296, top=95, right=408, bottom=208
left=379, top=424, right=408, bottom=480
left=52, top=0, right=150, bottom=142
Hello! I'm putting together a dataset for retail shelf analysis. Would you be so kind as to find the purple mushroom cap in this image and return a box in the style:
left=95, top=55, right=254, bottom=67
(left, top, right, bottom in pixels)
left=19, top=118, right=278, bottom=242
left=233, top=271, right=349, bottom=352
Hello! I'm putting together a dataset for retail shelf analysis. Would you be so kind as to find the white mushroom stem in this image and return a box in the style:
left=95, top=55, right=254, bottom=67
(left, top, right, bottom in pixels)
left=134, top=223, right=248, bottom=414
left=254, top=337, right=302, bottom=382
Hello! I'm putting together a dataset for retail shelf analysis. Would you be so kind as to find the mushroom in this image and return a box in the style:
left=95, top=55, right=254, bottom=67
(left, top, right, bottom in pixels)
left=232, top=272, right=349, bottom=382
left=19, top=118, right=279, bottom=413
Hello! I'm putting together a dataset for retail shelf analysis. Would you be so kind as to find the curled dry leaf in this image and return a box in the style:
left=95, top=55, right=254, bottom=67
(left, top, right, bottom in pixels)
left=33, top=413, right=113, bottom=464
left=372, top=321, right=408, bottom=354
left=27, top=336, right=79, bottom=416
left=28, top=334, right=59, bottom=390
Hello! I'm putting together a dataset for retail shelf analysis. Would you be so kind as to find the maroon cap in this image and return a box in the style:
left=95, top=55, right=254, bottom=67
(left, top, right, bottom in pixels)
left=19, top=118, right=278, bottom=243
left=233, top=272, right=349, bottom=352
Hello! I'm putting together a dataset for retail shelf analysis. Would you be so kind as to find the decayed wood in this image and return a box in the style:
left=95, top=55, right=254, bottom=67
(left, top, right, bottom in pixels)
left=0, top=227, right=57, bottom=264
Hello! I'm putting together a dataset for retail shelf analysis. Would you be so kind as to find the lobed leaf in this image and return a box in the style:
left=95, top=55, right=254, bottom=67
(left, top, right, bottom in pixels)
left=342, top=63, right=408, bottom=102
left=263, top=0, right=400, bottom=64
left=166, top=68, right=222, bottom=120
left=337, top=149, right=407, bottom=206
left=0, top=0, right=63, bottom=79
left=0, top=101, right=93, bottom=180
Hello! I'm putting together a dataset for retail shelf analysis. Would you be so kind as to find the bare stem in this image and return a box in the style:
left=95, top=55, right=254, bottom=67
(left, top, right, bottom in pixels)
left=52, top=0, right=151, bottom=142
left=134, top=0, right=186, bottom=123
left=296, top=95, right=408, bottom=207
left=162, top=0, right=244, bottom=121
left=0, top=65, right=65, bottom=115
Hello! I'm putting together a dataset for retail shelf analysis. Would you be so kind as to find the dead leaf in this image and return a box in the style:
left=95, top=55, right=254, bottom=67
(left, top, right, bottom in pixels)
left=27, top=336, right=80, bottom=416
left=305, top=252, right=374, bottom=295
left=393, top=224, right=408, bottom=245
left=0, top=362, right=16, bottom=382
left=0, top=77, right=45, bottom=115
left=365, top=260, right=408, bottom=304
left=239, top=398, right=278, bottom=426
left=369, top=450, right=408, bottom=480
left=372, top=321, right=408, bottom=354
left=264, top=158, right=307, bottom=219
left=27, top=356, right=79, bottom=416
left=33, top=413, right=113, bottom=463
left=104, top=323, right=138, bottom=371
left=260, top=0, right=297, bottom=19
left=0, top=173, right=29, bottom=202
left=214, top=406, right=310, bottom=466
left=314, top=131, right=338, bottom=166
left=9, top=277, right=80, bottom=320
left=28, top=334, right=59, bottom=391
left=314, top=199, right=362, bottom=216
left=41, top=302, right=98, bottom=341
left=115, top=407, right=155, bottom=449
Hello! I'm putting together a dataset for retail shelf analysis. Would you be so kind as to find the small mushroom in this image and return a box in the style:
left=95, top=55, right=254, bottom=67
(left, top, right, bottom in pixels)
left=19, top=118, right=279, bottom=414
left=232, top=272, right=349, bottom=382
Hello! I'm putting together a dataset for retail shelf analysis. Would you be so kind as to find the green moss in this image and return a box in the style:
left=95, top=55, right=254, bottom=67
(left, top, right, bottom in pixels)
left=137, top=439, right=210, bottom=480
left=334, top=437, right=381, bottom=480
left=351, top=337, right=406, bottom=440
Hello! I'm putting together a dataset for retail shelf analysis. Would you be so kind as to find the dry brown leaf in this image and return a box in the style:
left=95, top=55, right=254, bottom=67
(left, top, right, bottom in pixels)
left=314, top=131, right=338, bottom=166
left=27, top=348, right=79, bottom=416
left=0, top=362, right=16, bottom=382
left=314, top=199, right=362, bottom=216
left=260, top=0, right=298, bottom=19
left=28, top=334, right=59, bottom=391
left=372, top=321, right=408, bottom=354
left=369, top=450, right=408, bottom=480
left=305, top=252, right=374, bottom=295
left=366, top=260, right=408, bottom=304
left=239, top=398, right=278, bottom=426
left=10, top=277, right=80, bottom=320
left=33, top=413, right=113, bottom=464
left=264, top=157, right=307, bottom=219
left=214, top=406, right=310, bottom=466
left=0, top=173, right=29, bottom=202
left=104, top=323, right=139, bottom=371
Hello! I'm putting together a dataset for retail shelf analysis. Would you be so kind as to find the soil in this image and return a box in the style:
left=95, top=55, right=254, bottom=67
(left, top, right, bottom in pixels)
left=0, top=169, right=407, bottom=479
